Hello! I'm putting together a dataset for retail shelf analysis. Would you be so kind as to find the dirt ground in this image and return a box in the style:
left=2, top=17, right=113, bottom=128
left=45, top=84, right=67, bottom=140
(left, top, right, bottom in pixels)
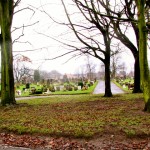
left=0, top=132, right=150, bottom=149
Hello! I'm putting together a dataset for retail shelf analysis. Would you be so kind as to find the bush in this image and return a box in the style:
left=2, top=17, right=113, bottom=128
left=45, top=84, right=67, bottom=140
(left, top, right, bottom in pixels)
left=26, top=83, right=30, bottom=89
left=87, top=83, right=91, bottom=87
left=22, top=88, right=26, bottom=91
left=16, top=85, right=20, bottom=89
left=68, top=86, right=73, bottom=91
left=35, top=90, right=43, bottom=94
left=49, top=85, right=55, bottom=92
left=42, top=85, right=47, bottom=92
left=78, top=81, right=84, bottom=88
left=74, top=86, right=78, bottom=91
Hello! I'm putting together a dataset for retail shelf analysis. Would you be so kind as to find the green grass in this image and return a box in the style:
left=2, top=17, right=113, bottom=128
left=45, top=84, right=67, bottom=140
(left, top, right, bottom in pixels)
left=0, top=93, right=149, bottom=138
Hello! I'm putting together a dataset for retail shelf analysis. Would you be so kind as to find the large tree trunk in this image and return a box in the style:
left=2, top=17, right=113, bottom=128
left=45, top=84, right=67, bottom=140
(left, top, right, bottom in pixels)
left=0, top=0, right=16, bottom=106
left=104, top=55, right=112, bottom=97
left=133, top=54, right=142, bottom=93
left=135, top=0, right=150, bottom=112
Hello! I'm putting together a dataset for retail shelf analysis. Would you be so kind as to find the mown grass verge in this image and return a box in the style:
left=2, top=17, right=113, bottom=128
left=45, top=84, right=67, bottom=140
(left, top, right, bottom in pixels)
left=0, top=93, right=149, bottom=138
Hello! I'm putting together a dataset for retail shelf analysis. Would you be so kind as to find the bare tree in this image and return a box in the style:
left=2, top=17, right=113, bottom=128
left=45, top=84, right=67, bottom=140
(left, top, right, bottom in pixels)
left=96, top=0, right=142, bottom=93
left=60, top=0, right=118, bottom=96
left=110, top=54, right=121, bottom=79
left=85, top=56, right=96, bottom=80
left=13, top=55, right=32, bottom=83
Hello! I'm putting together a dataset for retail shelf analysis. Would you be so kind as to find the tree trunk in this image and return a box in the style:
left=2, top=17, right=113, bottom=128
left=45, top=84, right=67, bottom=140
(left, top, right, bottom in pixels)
left=133, top=54, right=142, bottom=93
left=113, top=19, right=141, bottom=93
left=0, top=0, right=16, bottom=106
left=135, top=0, right=150, bottom=112
left=104, top=56, right=112, bottom=97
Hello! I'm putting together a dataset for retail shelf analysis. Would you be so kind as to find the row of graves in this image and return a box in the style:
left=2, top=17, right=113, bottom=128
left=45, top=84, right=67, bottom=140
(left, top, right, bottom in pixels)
left=30, top=80, right=95, bottom=95
left=115, top=78, right=134, bottom=90
left=15, top=78, right=96, bottom=96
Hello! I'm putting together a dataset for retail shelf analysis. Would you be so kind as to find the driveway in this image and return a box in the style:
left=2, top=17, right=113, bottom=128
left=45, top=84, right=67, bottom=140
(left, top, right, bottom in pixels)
left=93, top=80, right=125, bottom=94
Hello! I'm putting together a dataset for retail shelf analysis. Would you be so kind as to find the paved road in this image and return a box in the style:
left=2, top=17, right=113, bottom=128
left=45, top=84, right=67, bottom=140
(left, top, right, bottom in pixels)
left=0, top=145, right=31, bottom=150
left=16, top=95, right=52, bottom=101
left=93, top=80, right=125, bottom=94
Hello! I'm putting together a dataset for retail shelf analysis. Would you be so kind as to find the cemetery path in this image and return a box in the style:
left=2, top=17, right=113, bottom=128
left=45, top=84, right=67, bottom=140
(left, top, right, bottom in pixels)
left=16, top=95, right=52, bottom=101
left=93, top=80, right=125, bottom=94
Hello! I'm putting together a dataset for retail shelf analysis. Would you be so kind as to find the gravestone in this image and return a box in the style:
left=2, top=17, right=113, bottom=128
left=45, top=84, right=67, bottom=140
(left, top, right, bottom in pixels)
left=60, top=85, right=64, bottom=91
left=78, top=86, right=81, bottom=90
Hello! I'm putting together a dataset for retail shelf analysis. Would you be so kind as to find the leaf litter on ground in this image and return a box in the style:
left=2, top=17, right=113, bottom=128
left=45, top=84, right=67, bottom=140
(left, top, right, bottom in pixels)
left=0, top=94, right=150, bottom=149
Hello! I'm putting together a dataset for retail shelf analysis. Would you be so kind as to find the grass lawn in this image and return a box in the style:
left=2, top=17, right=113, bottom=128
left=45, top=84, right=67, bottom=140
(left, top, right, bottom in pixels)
left=0, top=93, right=149, bottom=139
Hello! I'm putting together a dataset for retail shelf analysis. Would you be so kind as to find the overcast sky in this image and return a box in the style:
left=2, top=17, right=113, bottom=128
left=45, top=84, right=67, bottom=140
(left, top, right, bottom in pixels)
left=12, top=0, right=98, bottom=74
left=11, top=0, right=149, bottom=74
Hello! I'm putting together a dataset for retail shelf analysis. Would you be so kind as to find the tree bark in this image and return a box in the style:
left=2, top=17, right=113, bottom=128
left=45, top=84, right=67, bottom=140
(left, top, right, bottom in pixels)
left=135, top=0, right=150, bottom=112
left=104, top=60, right=112, bottom=97
left=104, top=39, right=112, bottom=97
left=133, top=54, right=142, bottom=93
left=0, top=0, right=16, bottom=105
left=113, top=22, right=141, bottom=93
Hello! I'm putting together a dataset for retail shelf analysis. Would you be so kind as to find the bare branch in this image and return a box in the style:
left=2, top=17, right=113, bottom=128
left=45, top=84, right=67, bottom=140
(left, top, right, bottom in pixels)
left=14, top=0, right=21, bottom=8
left=12, top=21, right=39, bottom=32
left=14, top=7, right=35, bottom=15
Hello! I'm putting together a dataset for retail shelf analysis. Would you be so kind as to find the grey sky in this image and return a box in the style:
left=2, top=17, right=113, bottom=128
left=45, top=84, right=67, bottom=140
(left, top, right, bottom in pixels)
left=12, top=0, right=149, bottom=74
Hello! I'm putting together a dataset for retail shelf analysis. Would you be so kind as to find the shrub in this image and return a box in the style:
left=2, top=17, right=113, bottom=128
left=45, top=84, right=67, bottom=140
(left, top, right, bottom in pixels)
left=68, top=86, right=73, bottom=91
left=49, top=85, right=55, bottom=92
left=22, top=88, right=26, bottom=91
left=65, top=85, right=69, bottom=91
left=74, top=86, right=78, bottom=91
left=87, top=83, right=91, bottom=87
left=16, top=85, right=20, bottom=89
left=78, top=81, right=84, bottom=88
left=26, top=83, right=30, bottom=89
left=35, top=90, right=43, bottom=94
left=42, top=86, right=47, bottom=92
